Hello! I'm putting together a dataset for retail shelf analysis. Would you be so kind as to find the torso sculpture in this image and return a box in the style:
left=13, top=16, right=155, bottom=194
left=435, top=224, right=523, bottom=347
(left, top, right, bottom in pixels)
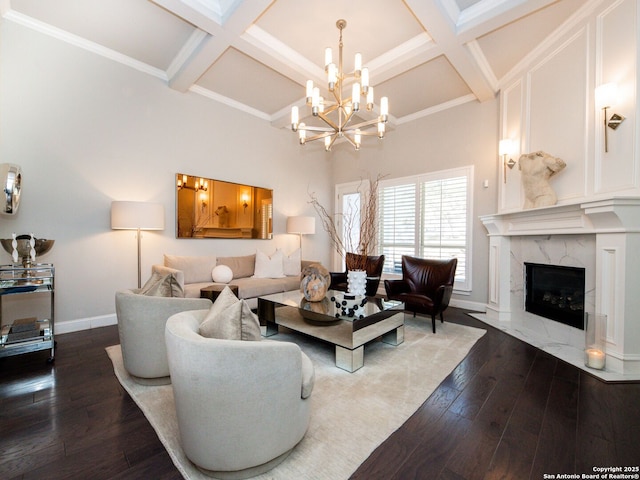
left=519, top=151, right=566, bottom=209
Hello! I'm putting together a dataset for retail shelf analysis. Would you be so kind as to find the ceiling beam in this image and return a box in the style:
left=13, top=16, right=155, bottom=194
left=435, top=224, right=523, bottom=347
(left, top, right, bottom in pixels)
left=455, top=0, right=562, bottom=43
left=151, top=0, right=273, bottom=92
left=405, top=0, right=496, bottom=102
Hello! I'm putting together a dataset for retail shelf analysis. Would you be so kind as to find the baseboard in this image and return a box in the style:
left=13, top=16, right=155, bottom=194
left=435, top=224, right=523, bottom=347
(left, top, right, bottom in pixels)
left=450, top=298, right=486, bottom=312
left=55, top=314, right=117, bottom=334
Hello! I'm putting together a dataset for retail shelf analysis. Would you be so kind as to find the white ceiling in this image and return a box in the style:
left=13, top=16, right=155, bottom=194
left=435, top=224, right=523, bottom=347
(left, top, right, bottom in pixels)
left=2, top=0, right=588, bottom=131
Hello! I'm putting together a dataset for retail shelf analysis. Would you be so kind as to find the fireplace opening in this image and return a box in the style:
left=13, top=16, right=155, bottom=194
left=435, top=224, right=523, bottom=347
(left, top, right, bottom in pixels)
left=525, top=263, right=585, bottom=329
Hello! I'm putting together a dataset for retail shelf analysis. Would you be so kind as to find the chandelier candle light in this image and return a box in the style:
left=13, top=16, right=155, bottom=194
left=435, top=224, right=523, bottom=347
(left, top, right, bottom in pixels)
left=291, top=19, right=389, bottom=151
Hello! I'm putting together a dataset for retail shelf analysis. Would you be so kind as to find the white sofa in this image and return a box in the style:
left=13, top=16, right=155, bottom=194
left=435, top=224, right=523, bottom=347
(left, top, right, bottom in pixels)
left=152, top=254, right=314, bottom=309
left=165, top=309, right=313, bottom=478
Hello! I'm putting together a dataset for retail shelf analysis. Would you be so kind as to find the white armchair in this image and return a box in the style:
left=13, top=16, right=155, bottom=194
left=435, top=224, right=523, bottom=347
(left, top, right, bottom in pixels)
left=115, top=289, right=211, bottom=385
left=165, top=309, right=314, bottom=479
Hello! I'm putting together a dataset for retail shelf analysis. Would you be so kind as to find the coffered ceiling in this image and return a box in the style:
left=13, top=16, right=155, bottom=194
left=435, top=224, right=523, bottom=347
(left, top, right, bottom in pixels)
left=2, top=0, right=587, bottom=130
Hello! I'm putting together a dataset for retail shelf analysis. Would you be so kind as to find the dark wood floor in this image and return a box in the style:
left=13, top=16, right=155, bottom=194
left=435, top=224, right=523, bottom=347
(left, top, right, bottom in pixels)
left=1, top=309, right=639, bottom=480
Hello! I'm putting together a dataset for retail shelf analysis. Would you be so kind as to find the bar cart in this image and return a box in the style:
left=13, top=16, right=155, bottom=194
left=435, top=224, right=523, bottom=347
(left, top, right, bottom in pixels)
left=0, top=263, right=55, bottom=363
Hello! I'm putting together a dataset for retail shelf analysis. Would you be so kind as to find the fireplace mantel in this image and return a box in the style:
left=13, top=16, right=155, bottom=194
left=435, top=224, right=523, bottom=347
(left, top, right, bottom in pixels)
left=476, top=196, right=640, bottom=380
left=480, top=196, right=640, bottom=237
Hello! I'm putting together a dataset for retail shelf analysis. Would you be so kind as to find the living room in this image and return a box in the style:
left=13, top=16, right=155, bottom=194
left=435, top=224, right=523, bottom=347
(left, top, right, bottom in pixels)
left=1, top=0, right=639, bottom=478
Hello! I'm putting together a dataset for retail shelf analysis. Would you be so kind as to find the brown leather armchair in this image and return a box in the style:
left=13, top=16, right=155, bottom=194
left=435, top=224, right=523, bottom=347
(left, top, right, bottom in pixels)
left=384, top=256, right=457, bottom=333
left=329, top=253, right=385, bottom=297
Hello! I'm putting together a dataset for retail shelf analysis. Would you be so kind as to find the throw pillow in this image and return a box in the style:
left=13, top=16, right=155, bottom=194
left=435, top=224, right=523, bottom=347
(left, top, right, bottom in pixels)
left=283, top=248, right=302, bottom=276
left=199, top=288, right=261, bottom=341
left=253, top=249, right=285, bottom=278
left=200, top=286, right=239, bottom=326
left=211, top=264, right=233, bottom=283
left=138, top=272, right=184, bottom=297
left=216, top=254, right=256, bottom=279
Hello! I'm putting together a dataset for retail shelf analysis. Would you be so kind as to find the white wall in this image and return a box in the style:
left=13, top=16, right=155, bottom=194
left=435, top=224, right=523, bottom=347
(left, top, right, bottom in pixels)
left=0, top=20, right=332, bottom=331
left=499, top=0, right=639, bottom=210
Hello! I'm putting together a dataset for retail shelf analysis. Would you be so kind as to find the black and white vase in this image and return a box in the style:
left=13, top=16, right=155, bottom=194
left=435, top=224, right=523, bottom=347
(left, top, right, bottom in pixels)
left=347, top=270, right=367, bottom=296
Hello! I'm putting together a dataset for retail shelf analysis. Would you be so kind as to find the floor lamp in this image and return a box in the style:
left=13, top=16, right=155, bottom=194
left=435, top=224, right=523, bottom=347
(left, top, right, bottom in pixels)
left=111, top=201, right=165, bottom=288
left=286, top=216, right=316, bottom=259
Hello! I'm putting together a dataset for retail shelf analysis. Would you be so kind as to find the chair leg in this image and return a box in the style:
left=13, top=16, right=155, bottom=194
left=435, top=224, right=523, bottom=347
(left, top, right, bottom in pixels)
left=431, top=314, right=436, bottom=333
left=440, top=312, right=445, bottom=323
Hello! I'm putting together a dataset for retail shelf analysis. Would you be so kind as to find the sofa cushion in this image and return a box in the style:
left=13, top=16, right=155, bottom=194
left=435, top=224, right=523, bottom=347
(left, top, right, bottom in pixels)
left=138, top=272, right=184, bottom=297
left=232, top=276, right=300, bottom=299
left=253, top=249, right=285, bottom=279
left=217, top=254, right=255, bottom=279
left=199, top=287, right=261, bottom=341
left=165, top=254, right=217, bottom=284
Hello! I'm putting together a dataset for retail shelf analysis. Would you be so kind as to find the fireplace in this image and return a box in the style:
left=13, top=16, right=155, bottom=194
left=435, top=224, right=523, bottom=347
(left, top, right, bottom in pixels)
left=478, top=198, right=640, bottom=378
left=524, top=263, right=585, bottom=330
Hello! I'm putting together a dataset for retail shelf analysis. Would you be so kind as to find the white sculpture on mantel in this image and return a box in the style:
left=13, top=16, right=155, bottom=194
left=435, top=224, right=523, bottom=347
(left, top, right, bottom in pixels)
left=519, top=151, right=566, bottom=209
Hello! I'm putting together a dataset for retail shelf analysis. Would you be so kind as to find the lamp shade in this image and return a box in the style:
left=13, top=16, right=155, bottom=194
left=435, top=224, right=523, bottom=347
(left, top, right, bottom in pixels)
left=111, top=201, right=165, bottom=230
left=286, top=216, right=315, bottom=235
left=499, top=139, right=516, bottom=156
left=595, top=82, right=617, bottom=109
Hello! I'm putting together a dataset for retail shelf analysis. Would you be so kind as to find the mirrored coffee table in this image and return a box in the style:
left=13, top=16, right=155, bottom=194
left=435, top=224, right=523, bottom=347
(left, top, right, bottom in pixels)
left=257, top=290, right=404, bottom=372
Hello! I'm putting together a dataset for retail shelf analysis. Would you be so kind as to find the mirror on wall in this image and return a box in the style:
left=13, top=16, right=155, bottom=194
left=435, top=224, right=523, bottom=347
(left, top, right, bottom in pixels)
left=176, top=174, right=273, bottom=239
left=1, top=163, right=22, bottom=215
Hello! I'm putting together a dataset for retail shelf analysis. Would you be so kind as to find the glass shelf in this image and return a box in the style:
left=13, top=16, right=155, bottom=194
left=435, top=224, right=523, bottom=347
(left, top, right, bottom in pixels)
left=0, top=263, right=55, bottom=362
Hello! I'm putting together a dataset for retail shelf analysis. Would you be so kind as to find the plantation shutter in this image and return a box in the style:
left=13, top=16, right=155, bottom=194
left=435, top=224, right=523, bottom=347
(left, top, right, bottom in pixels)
left=377, top=166, right=472, bottom=292
left=379, top=183, right=417, bottom=274
left=421, top=176, right=467, bottom=284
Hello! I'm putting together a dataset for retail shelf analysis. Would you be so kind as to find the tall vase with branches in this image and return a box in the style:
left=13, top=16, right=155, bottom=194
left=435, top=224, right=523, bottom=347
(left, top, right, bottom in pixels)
left=309, top=174, right=384, bottom=272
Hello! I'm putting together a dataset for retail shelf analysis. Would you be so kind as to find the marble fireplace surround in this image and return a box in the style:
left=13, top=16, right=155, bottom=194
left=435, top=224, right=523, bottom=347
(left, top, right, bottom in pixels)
left=474, top=197, right=640, bottom=381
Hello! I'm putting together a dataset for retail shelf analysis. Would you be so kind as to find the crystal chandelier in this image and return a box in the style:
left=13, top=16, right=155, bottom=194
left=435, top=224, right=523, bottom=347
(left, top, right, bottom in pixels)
left=290, top=19, right=389, bottom=151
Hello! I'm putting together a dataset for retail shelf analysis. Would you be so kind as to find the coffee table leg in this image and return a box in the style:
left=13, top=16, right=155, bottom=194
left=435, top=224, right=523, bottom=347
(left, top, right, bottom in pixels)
left=265, top=321, right=278, bottom=337
left=381, top=325, right=405, bottom=346
left=258, top=298, right=278, bottom=337
left=335, top=345, right=364, bottom=373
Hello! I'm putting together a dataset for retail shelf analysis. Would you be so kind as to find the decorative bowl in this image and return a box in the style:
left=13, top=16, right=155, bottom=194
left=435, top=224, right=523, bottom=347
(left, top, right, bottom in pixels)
left=0, top=236, right=55, bottom=260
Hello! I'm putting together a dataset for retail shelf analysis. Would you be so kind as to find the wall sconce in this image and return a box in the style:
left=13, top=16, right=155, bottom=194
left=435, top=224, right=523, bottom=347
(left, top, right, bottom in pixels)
left=241, top=193, right=249, bottom=212
left=197, top=178, right=208, bottom=191
left=499, top=139, right=517, bottom=183
left=595, top=82, right=625, bottom=153
left=177, top=174, right=209, bottom=191
left=200, top=192, right=207, bottom=209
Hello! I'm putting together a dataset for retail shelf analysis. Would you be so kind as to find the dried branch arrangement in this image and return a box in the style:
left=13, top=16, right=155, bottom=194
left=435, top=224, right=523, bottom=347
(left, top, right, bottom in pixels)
left=309, top=174, right=384, bottom=271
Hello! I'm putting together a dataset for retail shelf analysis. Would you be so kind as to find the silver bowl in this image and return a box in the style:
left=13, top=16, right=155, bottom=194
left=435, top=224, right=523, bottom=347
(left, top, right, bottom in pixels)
left=1, top=236, right=55, bottom=261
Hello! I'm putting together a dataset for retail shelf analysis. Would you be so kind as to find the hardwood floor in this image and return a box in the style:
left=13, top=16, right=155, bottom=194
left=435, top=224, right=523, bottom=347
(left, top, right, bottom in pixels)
left=1, top=309, right=638, bottom=479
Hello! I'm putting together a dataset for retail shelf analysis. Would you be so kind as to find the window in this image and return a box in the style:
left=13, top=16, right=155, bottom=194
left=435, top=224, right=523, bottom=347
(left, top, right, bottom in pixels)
left=378, top=166, right=473, bottom=292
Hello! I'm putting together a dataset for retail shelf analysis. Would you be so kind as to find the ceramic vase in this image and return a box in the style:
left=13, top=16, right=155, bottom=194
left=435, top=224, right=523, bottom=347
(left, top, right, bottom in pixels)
left=300, top=263, right=330, bottom=301
left=347, top=270, right=367, bottom=296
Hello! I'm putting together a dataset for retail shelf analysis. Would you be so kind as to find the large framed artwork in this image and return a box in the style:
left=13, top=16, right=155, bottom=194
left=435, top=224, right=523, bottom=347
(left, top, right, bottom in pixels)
left=176, top=174, right=272, bottom=239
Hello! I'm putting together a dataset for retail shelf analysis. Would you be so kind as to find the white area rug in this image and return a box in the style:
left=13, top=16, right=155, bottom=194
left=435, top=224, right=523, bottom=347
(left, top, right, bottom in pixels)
left=106, top=316, right=485, bottom=480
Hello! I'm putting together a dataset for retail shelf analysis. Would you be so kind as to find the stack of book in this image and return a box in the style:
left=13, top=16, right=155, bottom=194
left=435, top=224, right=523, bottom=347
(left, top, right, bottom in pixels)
left=3, top=317, right=40, bottom=344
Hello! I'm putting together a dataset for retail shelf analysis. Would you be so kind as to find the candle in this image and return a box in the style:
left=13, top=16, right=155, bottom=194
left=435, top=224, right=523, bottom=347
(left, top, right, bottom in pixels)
left=586, top=348, right=605, bottom=369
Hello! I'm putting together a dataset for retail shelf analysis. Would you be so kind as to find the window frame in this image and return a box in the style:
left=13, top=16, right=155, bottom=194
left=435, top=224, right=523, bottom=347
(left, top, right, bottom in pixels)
left=377, top=165, right=474, bottom=293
